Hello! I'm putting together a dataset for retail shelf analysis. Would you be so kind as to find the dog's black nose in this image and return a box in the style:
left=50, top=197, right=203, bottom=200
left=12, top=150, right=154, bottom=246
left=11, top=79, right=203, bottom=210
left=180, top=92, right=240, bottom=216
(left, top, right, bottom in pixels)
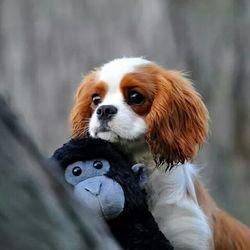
left=96, top=105, right=118, bottom=121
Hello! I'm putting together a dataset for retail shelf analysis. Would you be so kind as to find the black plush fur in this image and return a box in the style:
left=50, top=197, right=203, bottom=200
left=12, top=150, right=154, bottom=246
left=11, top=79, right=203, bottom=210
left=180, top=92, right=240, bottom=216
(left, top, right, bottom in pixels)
left=52, top=138, right=173, bottom=250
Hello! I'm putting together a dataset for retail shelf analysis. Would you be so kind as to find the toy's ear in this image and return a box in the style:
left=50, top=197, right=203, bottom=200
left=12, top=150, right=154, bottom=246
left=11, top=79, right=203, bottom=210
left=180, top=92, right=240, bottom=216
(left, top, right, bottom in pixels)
left=131, top=163, right=149, bottom=190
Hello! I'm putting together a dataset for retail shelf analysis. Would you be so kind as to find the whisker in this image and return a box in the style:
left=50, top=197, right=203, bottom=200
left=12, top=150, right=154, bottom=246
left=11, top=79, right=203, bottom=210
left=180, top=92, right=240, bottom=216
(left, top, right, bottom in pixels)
left=71, top=124, right=90, bottom=138
left=72, top=118, right=90, bottom=124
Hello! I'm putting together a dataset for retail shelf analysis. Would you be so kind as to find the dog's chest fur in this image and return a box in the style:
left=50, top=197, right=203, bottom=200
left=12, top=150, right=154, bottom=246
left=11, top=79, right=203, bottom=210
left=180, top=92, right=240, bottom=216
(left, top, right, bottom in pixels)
left=123, top=142, right=213, bottom=250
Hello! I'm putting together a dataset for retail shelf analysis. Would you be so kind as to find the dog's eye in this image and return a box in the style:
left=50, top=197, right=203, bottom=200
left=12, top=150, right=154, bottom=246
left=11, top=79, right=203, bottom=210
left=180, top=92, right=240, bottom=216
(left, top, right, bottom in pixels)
left=92, top=94, right=101, bottom=106
left=128, top=91, right=145, bottom=105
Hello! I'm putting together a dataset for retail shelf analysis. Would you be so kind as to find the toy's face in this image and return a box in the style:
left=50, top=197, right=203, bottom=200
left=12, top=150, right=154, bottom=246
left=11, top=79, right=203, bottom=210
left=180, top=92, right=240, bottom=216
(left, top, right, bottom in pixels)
left=64, top=159, right=125, bottom=220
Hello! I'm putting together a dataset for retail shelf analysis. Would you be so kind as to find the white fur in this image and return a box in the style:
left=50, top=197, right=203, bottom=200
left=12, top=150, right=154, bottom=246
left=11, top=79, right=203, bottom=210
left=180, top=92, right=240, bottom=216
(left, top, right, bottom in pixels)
left=148, top=163, right=212, bottom=250
left=88, top=57, right=212, bottom=250
left=99, top=57, right=150, bottom=85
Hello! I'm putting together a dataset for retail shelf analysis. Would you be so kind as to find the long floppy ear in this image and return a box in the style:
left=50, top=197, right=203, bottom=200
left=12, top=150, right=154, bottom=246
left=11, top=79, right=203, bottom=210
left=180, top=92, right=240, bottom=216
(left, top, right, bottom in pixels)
left=70, top=72, right=97, bottom=138
left=146, top=67, right=209, bottom=167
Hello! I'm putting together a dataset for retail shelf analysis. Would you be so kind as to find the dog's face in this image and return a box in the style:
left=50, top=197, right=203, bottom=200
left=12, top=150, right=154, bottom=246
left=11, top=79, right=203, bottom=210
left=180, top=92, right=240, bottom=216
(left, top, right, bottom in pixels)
left=89, top=58, right=154, bottom=142
left=71, top=58, right=209, bottom=166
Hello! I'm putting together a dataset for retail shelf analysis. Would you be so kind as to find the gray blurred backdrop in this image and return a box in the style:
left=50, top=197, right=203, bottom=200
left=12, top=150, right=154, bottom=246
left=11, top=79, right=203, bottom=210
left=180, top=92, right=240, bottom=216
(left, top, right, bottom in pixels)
left=0, top=0, right=250, bottom=225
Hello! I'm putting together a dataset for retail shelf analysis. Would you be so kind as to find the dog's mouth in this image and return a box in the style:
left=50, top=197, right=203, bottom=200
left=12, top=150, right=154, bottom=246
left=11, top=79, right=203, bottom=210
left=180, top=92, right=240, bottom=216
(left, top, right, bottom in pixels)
left=94, top=123, right=111, bottom=135
left=92, top=122, right=125, bottom=143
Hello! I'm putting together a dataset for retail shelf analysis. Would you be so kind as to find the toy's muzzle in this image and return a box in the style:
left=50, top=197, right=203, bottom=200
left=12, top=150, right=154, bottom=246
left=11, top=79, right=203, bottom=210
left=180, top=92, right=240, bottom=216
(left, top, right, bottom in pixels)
left=74, top=176, right=125, bottom=220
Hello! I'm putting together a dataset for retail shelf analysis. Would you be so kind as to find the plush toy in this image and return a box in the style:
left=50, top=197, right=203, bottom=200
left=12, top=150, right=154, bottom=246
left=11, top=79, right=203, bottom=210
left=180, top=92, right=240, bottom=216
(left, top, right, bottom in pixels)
left=52, top=138, right=173, bottom=250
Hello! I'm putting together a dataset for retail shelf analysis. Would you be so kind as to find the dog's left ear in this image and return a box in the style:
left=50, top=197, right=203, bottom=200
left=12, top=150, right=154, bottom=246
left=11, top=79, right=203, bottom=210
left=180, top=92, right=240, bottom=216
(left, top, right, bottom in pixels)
left=70, top=71, right=97, bottom=138
left=146, top=66, right=209, bottom=167
left=131, top=163, right=149, bottom=190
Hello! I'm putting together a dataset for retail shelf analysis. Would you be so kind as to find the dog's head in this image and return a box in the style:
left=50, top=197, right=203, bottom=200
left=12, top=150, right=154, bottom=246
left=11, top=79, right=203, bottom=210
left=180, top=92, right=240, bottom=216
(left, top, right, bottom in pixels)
left=71, top=57, right=208, bottom=166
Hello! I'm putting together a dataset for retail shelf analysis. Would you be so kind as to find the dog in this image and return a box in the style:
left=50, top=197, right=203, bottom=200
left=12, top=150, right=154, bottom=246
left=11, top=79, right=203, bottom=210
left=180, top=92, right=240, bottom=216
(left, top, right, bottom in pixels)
left=70, top=57, right=250, bottom=250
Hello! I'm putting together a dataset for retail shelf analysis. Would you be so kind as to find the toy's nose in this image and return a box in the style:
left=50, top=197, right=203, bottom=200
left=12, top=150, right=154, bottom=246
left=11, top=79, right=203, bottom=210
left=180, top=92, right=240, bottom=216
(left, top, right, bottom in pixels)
left=84, top=180, right=102, bottom=196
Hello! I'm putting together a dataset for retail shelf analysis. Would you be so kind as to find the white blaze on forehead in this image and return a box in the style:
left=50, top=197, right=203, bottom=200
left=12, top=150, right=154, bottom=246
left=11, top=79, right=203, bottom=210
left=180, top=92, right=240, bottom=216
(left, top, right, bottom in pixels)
left=98, top=57, right=151, bottom=89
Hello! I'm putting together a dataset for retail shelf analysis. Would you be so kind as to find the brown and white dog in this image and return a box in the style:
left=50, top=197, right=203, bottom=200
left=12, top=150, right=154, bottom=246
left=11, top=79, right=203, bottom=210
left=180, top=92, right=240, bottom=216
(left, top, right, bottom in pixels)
left=70, top=57, right=250, bottom=250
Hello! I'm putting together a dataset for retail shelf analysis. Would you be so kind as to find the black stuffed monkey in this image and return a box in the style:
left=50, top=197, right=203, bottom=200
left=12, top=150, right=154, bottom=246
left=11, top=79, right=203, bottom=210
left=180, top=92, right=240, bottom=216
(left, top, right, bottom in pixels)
left=52, top=138, right=173, bottom=250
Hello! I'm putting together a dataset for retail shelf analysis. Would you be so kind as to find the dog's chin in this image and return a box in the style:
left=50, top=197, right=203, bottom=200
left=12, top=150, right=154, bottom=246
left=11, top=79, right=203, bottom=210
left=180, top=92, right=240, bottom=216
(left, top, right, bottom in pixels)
left=95, top=131, right=119, bottom=143
left=94, top=130, right=137, bottom=144
left=93, top=129, right=147, bottom=154
left=92, top=128, right=144, bottom=144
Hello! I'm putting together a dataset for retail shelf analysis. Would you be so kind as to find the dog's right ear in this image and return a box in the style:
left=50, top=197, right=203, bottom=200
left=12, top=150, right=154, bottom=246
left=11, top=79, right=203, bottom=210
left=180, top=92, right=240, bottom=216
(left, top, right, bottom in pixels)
left=70, top=72, right=97, bottom=138
left=146, top=66, right=209, bottom=167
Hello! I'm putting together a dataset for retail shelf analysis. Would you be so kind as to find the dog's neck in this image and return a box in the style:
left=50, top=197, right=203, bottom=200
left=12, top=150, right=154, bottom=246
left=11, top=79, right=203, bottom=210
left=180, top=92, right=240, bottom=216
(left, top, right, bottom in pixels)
left=115, top=138, right=206, bottom=210
left=116, top=137, right=156, bottom=170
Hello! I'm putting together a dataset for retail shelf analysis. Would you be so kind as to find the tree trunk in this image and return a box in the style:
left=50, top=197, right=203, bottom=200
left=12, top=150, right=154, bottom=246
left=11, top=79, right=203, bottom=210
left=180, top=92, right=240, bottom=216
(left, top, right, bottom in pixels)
left=0, top=95, right=120, bottom=250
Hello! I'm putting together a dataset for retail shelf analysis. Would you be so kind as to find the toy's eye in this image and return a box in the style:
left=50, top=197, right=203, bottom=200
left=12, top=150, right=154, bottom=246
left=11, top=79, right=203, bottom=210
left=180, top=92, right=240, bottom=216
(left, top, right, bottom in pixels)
left=92, top=94, right=101, bottom=106
left=72, top=166, right=82, bottom=176
left=93, top=161, right=103, bottom=169
left=128, top=90, right=145, bottom=105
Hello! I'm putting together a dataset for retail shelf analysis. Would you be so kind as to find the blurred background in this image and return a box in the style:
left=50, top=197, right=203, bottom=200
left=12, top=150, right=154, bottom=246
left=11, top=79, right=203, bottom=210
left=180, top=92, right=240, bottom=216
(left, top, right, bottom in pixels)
left=0, top=0, right=249, bottom=225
